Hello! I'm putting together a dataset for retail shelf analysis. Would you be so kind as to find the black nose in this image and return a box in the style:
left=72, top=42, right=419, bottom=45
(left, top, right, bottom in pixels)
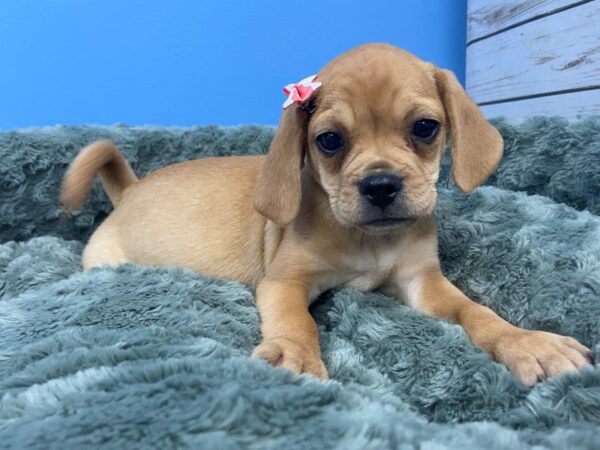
left=358, top=174, right=403, bottom=210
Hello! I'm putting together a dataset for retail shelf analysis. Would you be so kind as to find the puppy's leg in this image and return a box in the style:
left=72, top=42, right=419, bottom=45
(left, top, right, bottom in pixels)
left=398, top=267, right=592, bottom=386
left=81, top=219, right=129, bottom=269
left=252, top=279, right=328, bottom=379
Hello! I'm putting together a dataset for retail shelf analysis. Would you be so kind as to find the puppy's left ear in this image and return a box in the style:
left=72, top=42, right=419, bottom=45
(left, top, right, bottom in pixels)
left=435, top=69, right=504, bottom=192
left=254, top=105, right=308, bottom=226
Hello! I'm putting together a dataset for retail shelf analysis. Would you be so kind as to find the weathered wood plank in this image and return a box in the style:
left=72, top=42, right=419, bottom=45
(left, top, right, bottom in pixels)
left=466, top=0, right=600, bottom=104
left=467, top=0, right=581, bottom=42
left=479, top=89, right=600, bottom=118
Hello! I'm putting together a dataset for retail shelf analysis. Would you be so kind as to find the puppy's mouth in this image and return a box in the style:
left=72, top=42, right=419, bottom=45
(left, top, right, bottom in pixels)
left=360, top=217, right=417, bottom=229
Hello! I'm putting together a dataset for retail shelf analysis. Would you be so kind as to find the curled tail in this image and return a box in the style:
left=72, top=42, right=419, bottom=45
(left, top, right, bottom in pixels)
left=60, top=140, right=138, bottom=212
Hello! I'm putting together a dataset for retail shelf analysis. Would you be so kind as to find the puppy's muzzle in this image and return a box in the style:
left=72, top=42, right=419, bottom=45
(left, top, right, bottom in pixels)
left=358, top=173, right=402, bottom=210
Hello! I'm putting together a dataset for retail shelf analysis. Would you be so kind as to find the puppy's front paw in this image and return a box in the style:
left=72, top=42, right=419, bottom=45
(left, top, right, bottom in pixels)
left=252, top=337, right=328, bottom=380
left=494, top=329, right=593, bottom=386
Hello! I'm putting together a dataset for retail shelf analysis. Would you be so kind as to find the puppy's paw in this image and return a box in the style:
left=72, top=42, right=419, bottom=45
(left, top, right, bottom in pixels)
left=252, top=337, right=328, bottom=380
left=494, top=329, right=593, bottom=386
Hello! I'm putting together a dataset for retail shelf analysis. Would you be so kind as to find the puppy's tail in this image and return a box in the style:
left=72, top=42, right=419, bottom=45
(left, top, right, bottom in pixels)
left=60, top=140, right=138, bottom=212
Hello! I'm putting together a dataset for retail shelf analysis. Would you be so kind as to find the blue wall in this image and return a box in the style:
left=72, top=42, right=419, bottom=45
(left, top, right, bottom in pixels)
left=0, top=1, right=466, bottom=129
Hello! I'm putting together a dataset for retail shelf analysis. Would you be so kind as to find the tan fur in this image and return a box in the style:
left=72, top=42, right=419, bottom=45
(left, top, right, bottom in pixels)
left=61, top=140, right=138, bottom=211
left=61, top=44, right=590, bottom=385
left=254, top=106, right=306, bottom=226
left=435, top=70, right=504, bottom=192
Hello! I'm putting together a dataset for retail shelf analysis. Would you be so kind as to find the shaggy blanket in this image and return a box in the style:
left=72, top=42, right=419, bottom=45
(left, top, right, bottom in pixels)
left=0, top=118, right=599, bottom=449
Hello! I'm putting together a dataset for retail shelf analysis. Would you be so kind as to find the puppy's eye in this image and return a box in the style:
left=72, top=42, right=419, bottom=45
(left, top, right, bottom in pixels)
left=412, top=119, right=439, bottom=142
left=316, top=132, right=345, bottom=156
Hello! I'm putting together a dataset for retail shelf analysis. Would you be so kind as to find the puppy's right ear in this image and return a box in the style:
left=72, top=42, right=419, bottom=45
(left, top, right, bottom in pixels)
left=254, top=105, right=307, bottom=226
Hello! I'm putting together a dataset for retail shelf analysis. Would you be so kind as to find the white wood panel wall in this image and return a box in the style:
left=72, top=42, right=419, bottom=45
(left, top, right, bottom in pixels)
left=466, top=0, right=600, bottom=118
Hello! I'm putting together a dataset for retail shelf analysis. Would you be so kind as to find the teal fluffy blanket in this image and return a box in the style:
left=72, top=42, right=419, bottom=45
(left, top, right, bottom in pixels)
left=1, top=118, right=599, bottom=449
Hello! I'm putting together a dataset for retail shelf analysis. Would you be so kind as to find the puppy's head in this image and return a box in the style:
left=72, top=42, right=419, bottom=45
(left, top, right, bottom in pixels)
left=254, top=44, right=503, bottom=232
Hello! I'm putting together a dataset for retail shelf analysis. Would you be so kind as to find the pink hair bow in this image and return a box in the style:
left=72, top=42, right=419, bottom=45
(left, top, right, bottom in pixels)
left=282, top=74, right=322, bottom=109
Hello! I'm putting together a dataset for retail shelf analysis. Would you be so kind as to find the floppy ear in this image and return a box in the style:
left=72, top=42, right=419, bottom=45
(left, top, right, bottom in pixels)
left=254, top=105, right=308, bottom=225
left=435, top=69, right=504, bottom=192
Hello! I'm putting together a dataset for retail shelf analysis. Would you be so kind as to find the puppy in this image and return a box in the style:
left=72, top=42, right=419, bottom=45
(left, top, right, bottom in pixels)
left=61, top=43, right=592, bottom=385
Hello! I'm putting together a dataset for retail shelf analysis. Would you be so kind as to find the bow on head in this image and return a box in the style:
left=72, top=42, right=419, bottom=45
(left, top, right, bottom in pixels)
left=282, top=74, right=322, bottom=109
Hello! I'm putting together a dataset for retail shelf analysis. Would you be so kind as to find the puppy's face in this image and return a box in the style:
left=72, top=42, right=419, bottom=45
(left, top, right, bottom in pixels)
left=254, top=44, right=504, bottom=231
left=306, top=48, right=446, bottom=232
